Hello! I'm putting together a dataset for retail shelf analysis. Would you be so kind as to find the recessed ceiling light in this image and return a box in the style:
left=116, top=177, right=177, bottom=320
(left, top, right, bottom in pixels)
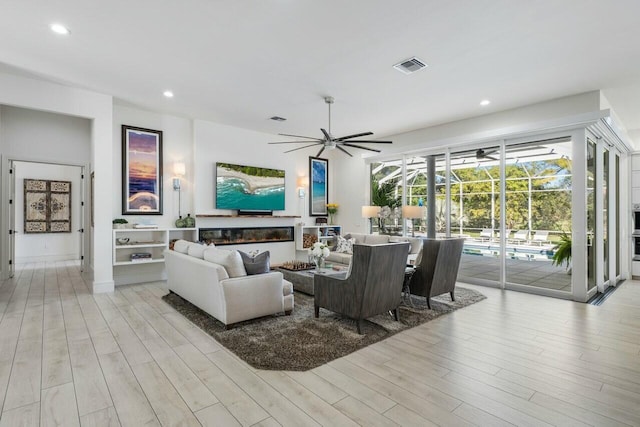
left=480, top=99, right=491, bottom=106
left=163, top=90, right=174, bottom=98
left=50, top=23, right=70, bottom=35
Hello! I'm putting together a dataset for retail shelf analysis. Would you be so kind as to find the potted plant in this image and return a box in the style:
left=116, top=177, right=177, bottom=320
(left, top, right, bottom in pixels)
left=551, top=232, right=571, bottom=273
left=112, top=218, right=129, bottom=229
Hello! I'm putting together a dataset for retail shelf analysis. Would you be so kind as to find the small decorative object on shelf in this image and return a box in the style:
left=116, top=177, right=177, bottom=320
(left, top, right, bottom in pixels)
left=113, top=218, right=128, bottom=229
left=326, top=203, right=338, bottom=225
left=184, top=213, right=196, bottom=228
left=116, top=237, right=130, bottom=245
left=309, top=241, right=330, bottom=272
left=175, top=216, right=186, bottom=228
left=130, top=252, right=152, bottom=262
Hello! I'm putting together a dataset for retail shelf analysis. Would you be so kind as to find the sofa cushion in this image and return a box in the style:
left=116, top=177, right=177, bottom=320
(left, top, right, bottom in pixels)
left=326, top=252, right=352, bottom=265
left=346, top=233, right=368, bottom=244
left=364, top=234, right=391, bottom=245
left=238, top=251, right=270, bottom=275
left=204, top=248, right=247, bottom=278
left=173, top=239, right=190, bottom=254
left=187, top=243, right=207, bottom=259
left=335, top=235, right=355, bottom=254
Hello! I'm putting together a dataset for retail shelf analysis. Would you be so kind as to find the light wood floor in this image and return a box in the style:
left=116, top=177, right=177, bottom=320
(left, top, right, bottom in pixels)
left=1, top=262, right=640, bottom=426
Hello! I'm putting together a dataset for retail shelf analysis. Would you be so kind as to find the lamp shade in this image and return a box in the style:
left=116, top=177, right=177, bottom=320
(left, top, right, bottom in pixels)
left=402, top=205, right=424, bottom=219
left=362, top=205, right=381, bottom=218
left=173, top=162, right=186, bottom=177
left=297, top=175, right=308, bottom=188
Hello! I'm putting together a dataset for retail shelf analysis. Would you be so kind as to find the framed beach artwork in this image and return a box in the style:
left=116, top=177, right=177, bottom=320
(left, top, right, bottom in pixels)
left=122, top=125, right=163, bottom=215
left=309, top=157, right=328, bottom=216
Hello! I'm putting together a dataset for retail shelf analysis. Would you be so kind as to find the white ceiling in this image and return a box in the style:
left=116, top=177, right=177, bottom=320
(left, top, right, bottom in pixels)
left=1, top=0, right=640, bottom=143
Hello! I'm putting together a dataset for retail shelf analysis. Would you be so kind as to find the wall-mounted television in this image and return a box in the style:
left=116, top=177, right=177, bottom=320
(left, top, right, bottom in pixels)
left=216, top=162, right=285, bottom=212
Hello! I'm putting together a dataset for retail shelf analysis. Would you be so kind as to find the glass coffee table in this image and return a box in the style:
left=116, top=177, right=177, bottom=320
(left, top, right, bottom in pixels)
left=275, top=267, right=347, bottom=295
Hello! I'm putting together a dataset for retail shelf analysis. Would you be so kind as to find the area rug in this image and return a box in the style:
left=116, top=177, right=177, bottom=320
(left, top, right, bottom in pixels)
left=162, top=288, right=485, bottom=371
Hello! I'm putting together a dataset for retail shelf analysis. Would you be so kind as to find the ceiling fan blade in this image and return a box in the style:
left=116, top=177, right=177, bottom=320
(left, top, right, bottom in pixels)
left=278, top=133, right=324, bottom=141
left=340, top=140, right=393, bottom=144
left=487, top=156, right=498, bottom=161
left=336, top=145, right=353, bottom=157
left=283, top=143, right=322, bottom=153
left=341, top=143, right=381, bottom=153
left=269, top=140, right=322, bottom=144
left=334, top=132, right=373, bottom=141
left=316, top=146, right=326, bottom=157
left=320, top=128, right=331, bottom=141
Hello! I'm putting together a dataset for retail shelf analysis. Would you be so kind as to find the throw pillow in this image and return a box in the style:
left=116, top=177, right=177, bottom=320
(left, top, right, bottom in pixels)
left=173, top=239, right=190, bottom=254
left=238, top=251, right=270, bottom=275
left=203, top=248, right=247, bottom=278
left=335, top=235, right=355, bottom=254
left=187, top=243, right=207, bottom=259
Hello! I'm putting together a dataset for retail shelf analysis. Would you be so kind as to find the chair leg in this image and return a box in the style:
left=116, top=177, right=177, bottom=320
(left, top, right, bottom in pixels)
left=393, top=308, right=400, bottom=322
left=426, top=297, right=431, bottom=309
left=285, top=310, right=292, bottom=316
left=357, top=320, right=363, bottom=335
left=450, top=291, right=455, bottom=302
left=314, top=305, right=319, bottom=318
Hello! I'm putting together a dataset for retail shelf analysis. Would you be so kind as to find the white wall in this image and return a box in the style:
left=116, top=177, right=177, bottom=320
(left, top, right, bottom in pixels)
left=0, top=104, right=90, bottom=264
left=193, top=119, right=339, bottom=263
left=113, top=104, right=194, bottom=227
left=14, top=162, right=82, bottom=262
left=384, top=91, right=602, bottom=153
left=0, top=71, right=113, bottom=292
left=335, top=91, right=608, bottom=231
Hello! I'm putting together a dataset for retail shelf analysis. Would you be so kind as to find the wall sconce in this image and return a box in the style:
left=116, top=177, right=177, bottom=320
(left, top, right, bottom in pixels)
left=402, top=205, right=425, bottom=237
left=297, top=176, right=308, bottom=199
left=362, top=205, right=381, bottom=233
left=173, top=162, right=186, bottom=217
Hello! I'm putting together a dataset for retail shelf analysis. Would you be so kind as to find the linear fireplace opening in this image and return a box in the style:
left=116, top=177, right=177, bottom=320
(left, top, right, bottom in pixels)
left=199, top=227, right=294, bottom=245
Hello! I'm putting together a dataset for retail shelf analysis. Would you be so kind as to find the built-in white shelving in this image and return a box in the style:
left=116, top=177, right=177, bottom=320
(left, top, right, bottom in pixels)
left=295, top=225, right=341, bottom=251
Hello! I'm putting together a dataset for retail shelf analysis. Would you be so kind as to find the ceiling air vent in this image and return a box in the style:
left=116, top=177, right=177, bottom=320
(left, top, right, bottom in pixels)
left=270, top=116, right=287, bottom=122
left=393, top=57, right=428, bottom=75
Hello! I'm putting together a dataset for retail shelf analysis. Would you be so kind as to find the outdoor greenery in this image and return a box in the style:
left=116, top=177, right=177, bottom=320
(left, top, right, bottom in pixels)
left=371, top=156, right=572, bottom=238
left=552, top=232, right=572, bottom=269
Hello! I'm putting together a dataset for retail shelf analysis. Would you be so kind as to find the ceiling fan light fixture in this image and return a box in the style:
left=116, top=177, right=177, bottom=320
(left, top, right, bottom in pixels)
left=269, top=96, right=392, bottom=157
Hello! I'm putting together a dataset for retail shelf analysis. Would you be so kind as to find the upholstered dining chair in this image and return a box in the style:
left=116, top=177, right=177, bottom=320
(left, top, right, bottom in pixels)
left=408, top=238, right=464, bottom=309
left=314, top=242, right=410, bottom=334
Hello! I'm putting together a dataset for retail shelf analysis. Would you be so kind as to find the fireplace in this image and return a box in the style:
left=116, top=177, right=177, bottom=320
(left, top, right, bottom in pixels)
left=199, top=227, right=294, bottom=246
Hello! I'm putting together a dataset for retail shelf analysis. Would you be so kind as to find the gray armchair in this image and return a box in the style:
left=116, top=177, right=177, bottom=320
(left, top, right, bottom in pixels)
left=314, top=242, right=410, bottom=334
left=409, top=238, right=464, bottom=309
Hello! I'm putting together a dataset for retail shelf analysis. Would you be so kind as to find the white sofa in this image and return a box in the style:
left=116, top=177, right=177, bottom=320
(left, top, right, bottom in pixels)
left=325, top=232, right=422, bottom=266
left=164, top=241, right=294, bottom=326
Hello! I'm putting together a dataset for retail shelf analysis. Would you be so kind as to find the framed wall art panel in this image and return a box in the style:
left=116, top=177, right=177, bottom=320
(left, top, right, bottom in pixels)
left=122, top=125, right=163, bottom=215
left=24, top=179, right=71, bottom=233
left=309, top=156, right=328, bottom=216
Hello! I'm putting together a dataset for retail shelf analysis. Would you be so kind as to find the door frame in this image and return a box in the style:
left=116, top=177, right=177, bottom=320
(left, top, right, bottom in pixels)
left=1, top=156, right=88, bottom=278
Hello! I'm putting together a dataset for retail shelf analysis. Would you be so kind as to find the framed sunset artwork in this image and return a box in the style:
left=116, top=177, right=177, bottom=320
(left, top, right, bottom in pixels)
left=122, top=125, right=163, bottom=215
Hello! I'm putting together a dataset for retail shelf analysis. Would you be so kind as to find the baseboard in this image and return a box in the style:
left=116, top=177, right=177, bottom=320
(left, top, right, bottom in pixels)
left=114, top=271, right=167, bottom=286
left=92, top=280, right=115, bottom=294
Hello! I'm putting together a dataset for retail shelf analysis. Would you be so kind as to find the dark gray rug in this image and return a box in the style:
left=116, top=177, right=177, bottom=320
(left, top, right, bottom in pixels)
left=162, top=288, right=485, bottom=371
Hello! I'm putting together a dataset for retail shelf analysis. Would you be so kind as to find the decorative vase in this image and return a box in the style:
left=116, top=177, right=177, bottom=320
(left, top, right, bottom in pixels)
left=328, top=214, right=334, bottom=225
left=175, top=216, right=186, bottom=228
left=185, top=213, right=196, bottom=228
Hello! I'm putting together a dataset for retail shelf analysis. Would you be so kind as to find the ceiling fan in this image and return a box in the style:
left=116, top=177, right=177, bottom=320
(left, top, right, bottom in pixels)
left=268, top=96, right=392, bottom=157
left=476, top=148, right=499, bottom=161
